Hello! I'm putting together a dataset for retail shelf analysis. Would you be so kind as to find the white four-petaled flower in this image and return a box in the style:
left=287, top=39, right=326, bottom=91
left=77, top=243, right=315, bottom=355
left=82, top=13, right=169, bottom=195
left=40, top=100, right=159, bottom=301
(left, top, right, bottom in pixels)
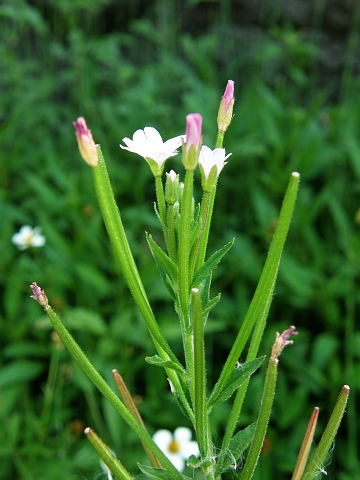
left=152, top=427, right=200, bottom=472
left=120, top=127, right=184, bottom=175
left=12, top=226, right=46, bottom=250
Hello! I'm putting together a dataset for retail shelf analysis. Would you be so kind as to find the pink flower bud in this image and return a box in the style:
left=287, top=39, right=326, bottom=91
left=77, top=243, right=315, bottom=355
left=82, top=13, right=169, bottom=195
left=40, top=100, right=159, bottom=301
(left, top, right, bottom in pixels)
left=73, top=117, right=98, bottom=167
left=185, top=113, right=202, bottom=152
left=183, top=113, right=202, bottom=170
left=217, top=80, right=235, bottom=133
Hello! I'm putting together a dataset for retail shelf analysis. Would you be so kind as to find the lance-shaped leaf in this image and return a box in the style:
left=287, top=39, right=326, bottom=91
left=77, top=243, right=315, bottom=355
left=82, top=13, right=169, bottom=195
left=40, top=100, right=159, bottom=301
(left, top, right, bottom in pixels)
left=138, top=464, right=191, bottom=480
left=145, top=355, right=186, bottom=375
left=146, top=233, right=179, bottom=283
left=203, top=294, right=221, bottom=319
left=219, top=423, right=256, bottom=474
left=191, top=238, right=234, bottom=288
left=208, top=357, right=264, bottom=409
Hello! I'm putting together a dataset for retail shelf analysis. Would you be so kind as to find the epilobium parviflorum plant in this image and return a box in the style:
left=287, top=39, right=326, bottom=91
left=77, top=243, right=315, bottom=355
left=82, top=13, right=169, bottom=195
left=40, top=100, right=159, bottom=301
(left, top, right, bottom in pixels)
left=30, top=81, right=349, bottom=480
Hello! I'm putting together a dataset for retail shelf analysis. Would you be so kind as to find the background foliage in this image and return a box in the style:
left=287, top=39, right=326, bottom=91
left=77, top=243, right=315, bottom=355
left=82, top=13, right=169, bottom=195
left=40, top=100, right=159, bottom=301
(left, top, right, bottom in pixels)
left=0, top=0, right=359, bottom=479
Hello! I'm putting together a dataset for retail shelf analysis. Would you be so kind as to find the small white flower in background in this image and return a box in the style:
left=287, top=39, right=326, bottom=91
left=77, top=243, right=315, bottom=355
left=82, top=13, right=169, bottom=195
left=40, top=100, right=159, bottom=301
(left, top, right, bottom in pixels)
left=120, top=127, right=184, bottom=176
left=12, top=226, right=46, bottom=250
left=152, top=427, right=200, bottom=472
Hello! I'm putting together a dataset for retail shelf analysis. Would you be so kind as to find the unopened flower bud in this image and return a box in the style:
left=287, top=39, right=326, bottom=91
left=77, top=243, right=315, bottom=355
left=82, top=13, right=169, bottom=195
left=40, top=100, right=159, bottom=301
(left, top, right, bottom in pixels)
left=73, top=117, right=99, bottom=167
left=183, top=113, right=202, bottom=170
left=165, top=170, right=180, bottom=205
left=217, top=80, right=235, bottom=133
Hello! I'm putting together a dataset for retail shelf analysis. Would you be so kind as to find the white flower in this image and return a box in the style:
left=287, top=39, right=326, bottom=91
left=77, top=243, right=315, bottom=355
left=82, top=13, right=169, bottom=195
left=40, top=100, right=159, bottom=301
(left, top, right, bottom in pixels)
left=152, top=427, right=200, bottom=472
left=198, top=145, right=231, bottom=180
left=12, top=226, right=46, bottom=250
left=120, top=127, right=184, bottom=168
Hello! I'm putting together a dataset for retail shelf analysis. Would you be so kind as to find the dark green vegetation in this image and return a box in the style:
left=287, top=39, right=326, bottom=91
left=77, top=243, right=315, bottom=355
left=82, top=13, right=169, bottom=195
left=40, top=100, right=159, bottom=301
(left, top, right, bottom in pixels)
left=0, top=0, right=359, bottom=478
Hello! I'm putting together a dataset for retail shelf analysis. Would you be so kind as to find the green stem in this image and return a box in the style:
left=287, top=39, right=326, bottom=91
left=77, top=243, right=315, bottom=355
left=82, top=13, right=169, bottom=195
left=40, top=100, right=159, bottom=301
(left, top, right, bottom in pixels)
left=209, top=172, right=300, bottom=406
left=167, top=203, right=178, bottom=262
left=302, top=385, right=350, bottom=479
left=240, top=357, right=278, bottom=480
left=85, top=427, right=133, bottom=480
left=155, top=175, right=167, bottom=225
left=189, top=190, right=212, bottom=278
left=192, top=289, right=207, bottom=453
left=93, top=147, right=179, bottom=367
left=155, top=175, right=172, bottom=257
left=178, top=169, right=194, bottom=328
left=45, top=305, right=184, bottom=480
left=216, top=284, right=274, bottom=473
left=192, top=288, right=215, bottom=480
left=215, top=131, right=224, bottom=149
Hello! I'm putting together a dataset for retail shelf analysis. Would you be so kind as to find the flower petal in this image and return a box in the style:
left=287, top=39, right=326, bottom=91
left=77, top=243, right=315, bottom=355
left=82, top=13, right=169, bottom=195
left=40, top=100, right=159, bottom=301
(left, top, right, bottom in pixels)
left=153, top=429, right=173, bottom=451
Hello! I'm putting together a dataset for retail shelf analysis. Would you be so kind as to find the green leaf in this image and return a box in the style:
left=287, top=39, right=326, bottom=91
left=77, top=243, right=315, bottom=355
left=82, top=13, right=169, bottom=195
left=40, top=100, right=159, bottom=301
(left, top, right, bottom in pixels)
left=145, top=355, right=185, bottom=375
left=146, top=233, right=178, bottom=282
left=221, top=423, right=256, bottom=472
left=137, top=463, right=191, bottom=480
left=0, top=360, right=44, bottom=389
left=208, top=357, right=265, bottom=408
left=187, top=455, right=213, bottom=469
left=62, top=308, right=108, bottom=335
left=191, top=238, right=234, bottom=287
left=203, top=294, right=221, bottom=318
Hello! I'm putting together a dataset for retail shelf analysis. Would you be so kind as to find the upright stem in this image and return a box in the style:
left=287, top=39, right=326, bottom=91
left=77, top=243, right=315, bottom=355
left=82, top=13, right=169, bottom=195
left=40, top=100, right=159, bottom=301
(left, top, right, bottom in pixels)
left=155, top=175, right=167, bottom=225
left=167, top=203, right=178, bottom=262
left=189, top=190, right=212, bottom=278
left=178, top=169, right=194, bottom=328
left=45, top=305, right=184, bottom=480
left=240, top=356, right=278, bottom=480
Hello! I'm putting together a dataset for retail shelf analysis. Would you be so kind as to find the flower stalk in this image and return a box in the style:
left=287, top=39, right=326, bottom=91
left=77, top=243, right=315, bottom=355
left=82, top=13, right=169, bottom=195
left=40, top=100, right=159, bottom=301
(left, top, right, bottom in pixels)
left=85, top=427, right=132, bottom=480
left=30, top=285, right=184, bottom=480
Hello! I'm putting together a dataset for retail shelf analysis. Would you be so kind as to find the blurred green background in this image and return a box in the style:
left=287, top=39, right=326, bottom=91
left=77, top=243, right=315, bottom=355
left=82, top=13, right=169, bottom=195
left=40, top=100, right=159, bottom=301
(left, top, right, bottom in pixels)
left=1, top=0, right=359, bottom=478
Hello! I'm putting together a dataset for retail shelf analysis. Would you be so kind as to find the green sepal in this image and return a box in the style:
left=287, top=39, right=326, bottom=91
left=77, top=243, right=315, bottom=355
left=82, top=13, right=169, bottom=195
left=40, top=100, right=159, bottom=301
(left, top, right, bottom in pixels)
left=217, top=423, right=256, bottom=474
left=191, top=238, right=234, bottom=288
left=138, top=463, right=191, bottom=480
left=208, top=357, right=265, bottom=409
left=145, top=355, right=186, bottom=375
left=146, top=233, right=178, bottom=282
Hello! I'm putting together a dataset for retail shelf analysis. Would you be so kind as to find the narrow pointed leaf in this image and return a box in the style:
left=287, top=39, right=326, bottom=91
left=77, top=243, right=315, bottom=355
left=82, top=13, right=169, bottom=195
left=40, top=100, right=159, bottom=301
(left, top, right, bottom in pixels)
left=145, top=355, right=186, bottom=375
left=208, top=357, right=264, bottom=408
left=146, top=233, right=178, bottom=282
left=203, top=294, right=221, bottom=318
left=191, top=238, right=234, bottom=287
left=138, top=464, right=191, bottom=480
left=220, top=423, right=256, bottom=473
